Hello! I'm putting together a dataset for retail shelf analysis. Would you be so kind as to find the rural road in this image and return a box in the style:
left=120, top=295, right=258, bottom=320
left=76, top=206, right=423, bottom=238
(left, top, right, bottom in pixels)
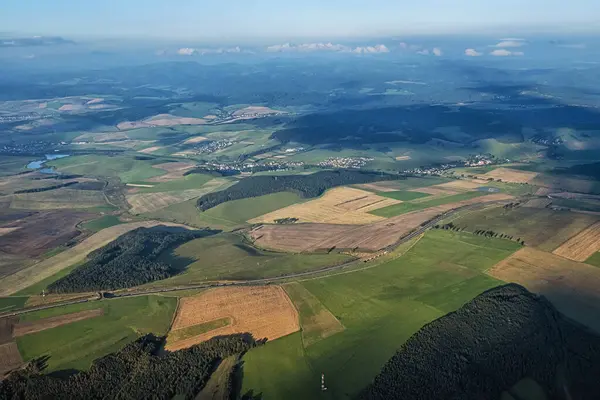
left=1, top=201, right=497, bottom=317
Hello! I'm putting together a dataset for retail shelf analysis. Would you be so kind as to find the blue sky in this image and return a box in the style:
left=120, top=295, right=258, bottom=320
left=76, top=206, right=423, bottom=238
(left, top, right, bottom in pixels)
left=2, top=0, right=600, bottom=40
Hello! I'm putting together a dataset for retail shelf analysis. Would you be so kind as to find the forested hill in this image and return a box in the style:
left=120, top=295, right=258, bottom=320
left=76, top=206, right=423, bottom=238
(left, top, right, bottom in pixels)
left=0, top=333, right=260, bottom=399
left=48, top=227, right=218, bottom=293
left=360, top=284, right=600, bottom=400
left=196, top=170, right=405, bottom=211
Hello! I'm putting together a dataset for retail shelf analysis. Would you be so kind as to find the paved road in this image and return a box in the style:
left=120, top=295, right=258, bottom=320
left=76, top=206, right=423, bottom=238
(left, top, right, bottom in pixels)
left=0, top=201, right=495, bottom=317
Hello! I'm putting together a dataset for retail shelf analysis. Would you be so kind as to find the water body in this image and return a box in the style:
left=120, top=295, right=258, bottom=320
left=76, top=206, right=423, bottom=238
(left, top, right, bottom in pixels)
left=26, top=154, right=70, bottom=174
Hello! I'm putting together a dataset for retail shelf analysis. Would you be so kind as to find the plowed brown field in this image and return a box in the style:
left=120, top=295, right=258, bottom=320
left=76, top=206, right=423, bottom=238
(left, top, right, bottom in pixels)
left=483, top=167, right=538, bottom=183
left=12, top=309, right=104, bottom=337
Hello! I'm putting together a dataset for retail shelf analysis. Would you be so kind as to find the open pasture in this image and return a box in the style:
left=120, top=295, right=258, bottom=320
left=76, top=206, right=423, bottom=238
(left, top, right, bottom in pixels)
left=166, top=286, right=299, bottom=351
left=147, top=161, right=196, bottom=182
left=249, top=187, right=400, bottom=225
left=488, top=247, right=600, bottom=331
left=553, top=221, right=600, bottom=261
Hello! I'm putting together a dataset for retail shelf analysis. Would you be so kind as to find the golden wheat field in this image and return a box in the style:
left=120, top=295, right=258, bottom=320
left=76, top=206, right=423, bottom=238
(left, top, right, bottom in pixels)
left=482, top=167, right=539, bottom=184
left=553, top=221, right=600, bottom=261
left=249, top=187, right=401, bottom=225
left=166, top=286, right=300, bottom=351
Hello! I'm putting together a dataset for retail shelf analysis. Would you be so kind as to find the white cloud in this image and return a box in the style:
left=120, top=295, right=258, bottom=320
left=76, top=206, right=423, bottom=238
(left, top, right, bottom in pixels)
left=177, top=48, right=196, bottom=56
left=465, top=48, right=482, bottom=57
left=417, top=49, right=430, bottom=55
left=500, top=38, right=525, bottom=42
left=432, top=47, right=442, bottom=56
left=266, top=42, right=389, bottom=54
left=490, top=49, right=524, bottom=57
left=492, top=40, right=525, bottom=48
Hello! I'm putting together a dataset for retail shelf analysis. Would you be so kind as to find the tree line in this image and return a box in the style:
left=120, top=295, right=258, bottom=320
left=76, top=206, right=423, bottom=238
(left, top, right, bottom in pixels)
left=14, top=181, right=79, bottom=194
left=48, top=227, right=218, bottom=293
left=197, top=170, right=405, bottom=211
left=360, top=284, right=600, bottom=400
left=0, top=333, right=262, bottom=400
left=433, top=223, right=525, bottom=245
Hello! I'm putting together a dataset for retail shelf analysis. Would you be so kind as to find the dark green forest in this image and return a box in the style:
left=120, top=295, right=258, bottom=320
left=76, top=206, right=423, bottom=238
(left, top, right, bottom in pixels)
left=48, top=227, right=218, bottom=293
left=196, top=170, right=405, bottom=211
left=14, top=181, right=79, bottom=194
left=360, top=284, right=600, bottom=400
left=0, top=333, right=260, bottom=400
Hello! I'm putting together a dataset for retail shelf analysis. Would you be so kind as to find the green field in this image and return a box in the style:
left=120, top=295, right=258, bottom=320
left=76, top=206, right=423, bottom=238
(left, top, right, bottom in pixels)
left=0, top=296, right=28, bottom=313
left=450, top=205, right=600, bottom=251
left=145, top=192, right=304, bottom=231
left=167, top=318, right=231, bottom=346
left=242, top=230, right=519, bottom=399
left=135, top=173, right=214, bottom=193
left=357, top=176, right=451, bottom=192
left=48, top=155, right=166, bottom=183
left=151, top=233, right=353, bottom=286
left=81, top=215, right=124, bottom=232
left=378, top=190, right=431, bottom=201
left=586, top=252, right=600, bottom=268
left=17, top=295, right=176, bottom=372
left=0, top=155, right=34, bottom=176
left=370, top=191, right=487, bottom=217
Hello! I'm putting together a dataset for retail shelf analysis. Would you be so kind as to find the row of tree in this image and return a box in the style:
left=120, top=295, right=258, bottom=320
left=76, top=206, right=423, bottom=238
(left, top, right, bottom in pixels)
left=14, top=181, right=79, bottom=194
left=433, top=223, right=525, bottom=245
left=196, top=170, right=405, bottom=211
left=0, top=333, right=262, bottom=400
left=360, top=284, right=600, bottom=399
left=48, top=227, right=218, bottom=293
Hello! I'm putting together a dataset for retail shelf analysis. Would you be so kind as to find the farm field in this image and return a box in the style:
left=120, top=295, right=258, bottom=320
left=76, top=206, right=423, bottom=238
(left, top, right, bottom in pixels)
left=355, top=176, right=451, bottom=192
left=0, top=220, right=193, bottom=296
left=369, top=191, right=490, bottom=217
left=12, top=309, right=104, bottom=337
left=586, top=252, right=600, bottom=267
left=249, top=187, right=400, bottom=225
left=553, top=221, right=600, bottom=261
left=80, top=215, right=123, bottom=232
left=450, top=205, right=600, bottom=252
left=151, top=233, right=353, bottom=286
left=126, top=177, right=229, bottom=214
left=143, top=198, right=239, bottom=231
left=482, top=167, right=539, bottom=183
left=0, top=297, right=28, bottom=313
left=378, top=190, right=431, bottom=201
left=48, top=154, right=167, bottom=183
left=283, top=282, right=345, bottom=347
left=165, top=286, right=299, bottom=351
left=16, top=295, right=176, bottom=372
left=242, top=230, right=520, bottom=399
left=488, top=247, right=600, bottom=332
left=0, top=342, right=22, bottom=377
left=10, top=188, right=108, bottom=210
left=197, top=356, right=237, bottom=400
left=251, top=193, right=513, bottom=252
left=146, top=161, right=196, bottom=182
left=133, top=173, right=214, bottom=193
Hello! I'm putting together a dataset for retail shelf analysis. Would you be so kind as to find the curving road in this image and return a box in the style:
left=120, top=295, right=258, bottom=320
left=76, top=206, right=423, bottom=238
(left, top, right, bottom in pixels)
left=0, top=201, right=496, bottom=318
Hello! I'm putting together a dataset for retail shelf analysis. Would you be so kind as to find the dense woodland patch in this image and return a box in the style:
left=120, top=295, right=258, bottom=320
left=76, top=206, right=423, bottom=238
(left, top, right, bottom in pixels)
left=196, top=170, right=405, bottom=211
left=48, top=227, right=218, bottom=293
left=0, top=333, right=260, bottom=400
left=360, top=284, right=600, bottom=400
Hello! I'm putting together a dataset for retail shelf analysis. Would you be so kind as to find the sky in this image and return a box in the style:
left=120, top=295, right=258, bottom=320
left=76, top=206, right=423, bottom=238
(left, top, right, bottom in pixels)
left=2, top=0, right=600, bottom=40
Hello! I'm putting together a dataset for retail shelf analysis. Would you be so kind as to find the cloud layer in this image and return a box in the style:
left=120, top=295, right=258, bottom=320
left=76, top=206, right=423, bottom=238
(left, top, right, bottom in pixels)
left=265, top=42, right=389, bottom=54
left=490, top=49, right=524, bottom=57
left=176, top=47, right=242, bottom=56
left=465, top=48, right=482, bottom=57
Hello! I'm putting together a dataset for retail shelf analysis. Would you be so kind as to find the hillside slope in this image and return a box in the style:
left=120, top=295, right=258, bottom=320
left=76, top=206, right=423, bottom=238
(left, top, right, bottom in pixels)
left=361, top=284, right=600, bottom=400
